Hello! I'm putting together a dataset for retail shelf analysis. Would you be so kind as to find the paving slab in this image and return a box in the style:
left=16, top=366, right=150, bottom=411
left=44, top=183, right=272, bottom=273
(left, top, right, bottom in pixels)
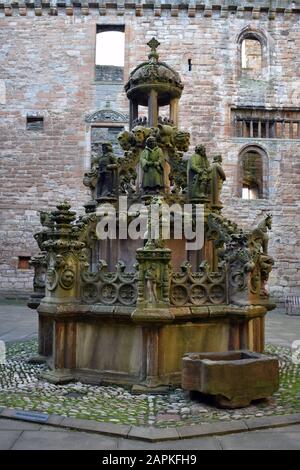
left=265, top=308, right=300, bottom=347
left=178, top=421, right=248, bottom=439
left=252, top=424, right=300, bottom=433
left=37, top=426, right=70, bottom=432
left=217, top=430, right=300, bottom=450
left=0, top=430, right=22, bottom=450
left=118, top=436, right=221, bottom=450
left=11, top=430, right=118, bottom=450
left=128, top=426, right=179, bottom=442
left=0, top=418, right=41, bottom=431
left=46, top=415, right=65, bottom=427
left=60, top=417, right=131, bottom=437
left=0, top=303, right=37, bottom=342
left=245, top=413, right=300, bottom=430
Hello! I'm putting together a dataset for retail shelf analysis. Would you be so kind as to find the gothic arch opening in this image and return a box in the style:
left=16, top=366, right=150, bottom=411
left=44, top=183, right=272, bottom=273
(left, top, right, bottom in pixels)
left=238, top=145, right=269, bottom=200
left=237, top=28, right=268, bottom=79
left=241, top=38, right=262, bottom=74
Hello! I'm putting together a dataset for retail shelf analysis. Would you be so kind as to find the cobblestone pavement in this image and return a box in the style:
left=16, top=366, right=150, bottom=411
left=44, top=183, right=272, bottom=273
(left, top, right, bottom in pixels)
left=1, top=340, right=299, bottom=427
left=0, top=302, right=299, bottom=449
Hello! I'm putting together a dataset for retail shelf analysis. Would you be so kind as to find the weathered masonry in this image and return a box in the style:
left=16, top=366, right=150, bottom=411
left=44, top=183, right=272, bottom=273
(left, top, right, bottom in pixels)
left=0, top=1, right=299, bottom=300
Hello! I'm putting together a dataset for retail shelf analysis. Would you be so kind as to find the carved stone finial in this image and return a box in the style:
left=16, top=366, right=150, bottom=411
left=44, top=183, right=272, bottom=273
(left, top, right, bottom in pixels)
left=147, top=37, right=160, bottom=62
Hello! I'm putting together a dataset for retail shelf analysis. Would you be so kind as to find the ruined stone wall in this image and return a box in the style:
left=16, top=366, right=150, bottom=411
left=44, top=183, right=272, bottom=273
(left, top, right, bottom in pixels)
left=0, top=1, right=299, bottom=299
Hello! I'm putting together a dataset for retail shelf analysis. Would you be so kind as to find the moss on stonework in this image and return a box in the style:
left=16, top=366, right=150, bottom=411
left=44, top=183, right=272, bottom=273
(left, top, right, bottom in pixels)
left=0, top=340, right=299, bottom=428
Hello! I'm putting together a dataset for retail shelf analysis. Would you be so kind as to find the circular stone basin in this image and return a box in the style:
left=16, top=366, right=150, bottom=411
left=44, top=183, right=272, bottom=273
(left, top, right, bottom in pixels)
left=182, top=350, right=279, bottom=409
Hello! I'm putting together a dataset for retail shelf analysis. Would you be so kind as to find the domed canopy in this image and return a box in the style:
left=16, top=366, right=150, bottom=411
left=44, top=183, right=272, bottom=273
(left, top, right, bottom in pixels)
left=125, top=38, right=184, bottom=107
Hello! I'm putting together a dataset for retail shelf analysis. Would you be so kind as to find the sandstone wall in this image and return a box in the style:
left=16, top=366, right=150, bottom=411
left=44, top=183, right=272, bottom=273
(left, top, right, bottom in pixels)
left=0, top=1, right=299, bottom=299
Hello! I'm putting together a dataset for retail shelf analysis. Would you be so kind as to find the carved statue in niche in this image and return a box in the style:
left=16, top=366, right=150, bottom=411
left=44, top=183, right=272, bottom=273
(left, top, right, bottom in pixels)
left=83, top=143, right=101, bottom=202
left=140, top=136, right=165, bottom=193
left=145, top=264, right=161, bottom=304
left=97, top=142, right=118, bottom=199
left=211, top=154, right=226, bottom=208
left=249, top=214, right=274, bottom=297
left=187, top=144, right=211, bottom=201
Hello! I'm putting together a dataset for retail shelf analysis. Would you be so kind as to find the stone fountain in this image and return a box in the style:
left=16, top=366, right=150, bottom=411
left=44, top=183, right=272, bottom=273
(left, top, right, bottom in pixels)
left=28, top=39, right=276, bottom=393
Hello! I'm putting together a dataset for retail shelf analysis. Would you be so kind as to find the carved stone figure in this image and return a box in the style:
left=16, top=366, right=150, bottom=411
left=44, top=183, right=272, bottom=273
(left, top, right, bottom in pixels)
left=117, top=130, right=134, bottom=151
left=173, top=130, right=190, bottom=152
left=97, top=142, right=118, bottom=199
left=211, top=154, right=226, bottom=208
left=60, top=268, right=75, bottom=290
left=249, top=214, right=274, bottom=297
left=140, top=136, right=164, bottom=193
left=83, top=143, right=101, bottom=204
left=187, top=144, right=211, bottom=201
left=145, top=265, right=160, bottom=304
left=157, top=124, right=175, bottom=148
left=132, top=126, right=151, bottom=147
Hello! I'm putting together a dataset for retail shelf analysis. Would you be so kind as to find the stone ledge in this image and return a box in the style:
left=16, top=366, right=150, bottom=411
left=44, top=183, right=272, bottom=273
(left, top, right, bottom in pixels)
left=128, top=425, right=179, bottom=442
left=178, top=420, right=248, bottom=439
left=37, top=302, right=268, bottom=321
left=60, top=417, right=131, bottom=438
left=1, top=407, right=300, bottom=442
left=244, top=413, right=300, bottom=431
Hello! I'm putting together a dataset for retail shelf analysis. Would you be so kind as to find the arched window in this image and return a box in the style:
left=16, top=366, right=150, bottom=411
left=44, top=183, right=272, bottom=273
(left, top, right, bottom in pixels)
left=95, top=26, right=125, bottom=81
left=241, top=38, right=262, bottom=74
left=237, top=28, right=267, bottom=79
left=238, top=146, right=268, bottom=200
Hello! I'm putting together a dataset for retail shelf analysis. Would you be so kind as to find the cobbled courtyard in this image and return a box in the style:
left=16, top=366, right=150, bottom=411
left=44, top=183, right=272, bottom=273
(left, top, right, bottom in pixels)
left=0, top=339, right=299, bottom=428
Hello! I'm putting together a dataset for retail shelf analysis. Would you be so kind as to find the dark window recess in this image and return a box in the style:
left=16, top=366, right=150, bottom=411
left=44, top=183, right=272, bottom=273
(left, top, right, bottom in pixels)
left=188, top=59, right=192, bottom=71
left=96, top=25, right=125, bottom=33
left=18, top=256, right=31, bottom=269
left=241, top=151, right=263, bottom=200
left=95, top=65, right=123, bottom=82
left=253, top=121, right=259, bottom=138
left=91, top=126, right=124, bottom=157
left=26, top=116, right=44, bottom=131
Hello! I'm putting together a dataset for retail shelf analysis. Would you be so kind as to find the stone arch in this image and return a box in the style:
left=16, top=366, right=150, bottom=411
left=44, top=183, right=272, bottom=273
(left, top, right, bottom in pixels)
left=237, top=26, right=268, bottom=79
left=85, top=109, right=128, bottom=124
left=85, top=109, right=129, bottom=159
left=237, top=144, right=269, bottom=199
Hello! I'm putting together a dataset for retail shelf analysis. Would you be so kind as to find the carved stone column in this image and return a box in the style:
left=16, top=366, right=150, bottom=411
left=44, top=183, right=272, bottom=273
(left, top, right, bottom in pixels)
left=148, top=89, right=158, bottom=127
left=132, top=246, right=173, bottom=322
left=42, top=201, right=86, bottom=305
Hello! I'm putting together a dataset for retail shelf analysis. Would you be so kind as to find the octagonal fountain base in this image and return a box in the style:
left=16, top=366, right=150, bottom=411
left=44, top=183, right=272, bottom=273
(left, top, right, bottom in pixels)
left=34, top=302, right=273, bottom=392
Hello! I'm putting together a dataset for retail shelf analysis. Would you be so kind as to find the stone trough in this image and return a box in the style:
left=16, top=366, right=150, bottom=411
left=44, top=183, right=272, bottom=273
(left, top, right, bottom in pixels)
left=182, top=350, right=279, bottom=408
